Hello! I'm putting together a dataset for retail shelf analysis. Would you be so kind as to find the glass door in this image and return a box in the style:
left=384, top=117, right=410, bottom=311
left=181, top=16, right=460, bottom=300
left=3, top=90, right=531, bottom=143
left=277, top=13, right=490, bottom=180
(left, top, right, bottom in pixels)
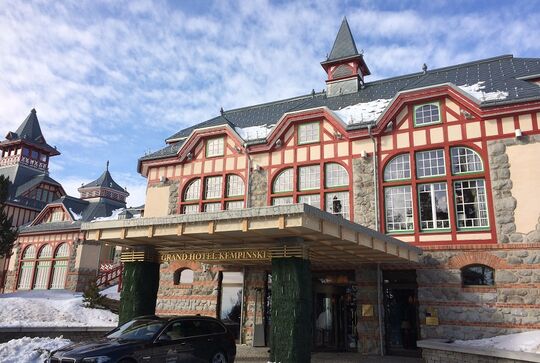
left=219, top=272, right=243, bottom=341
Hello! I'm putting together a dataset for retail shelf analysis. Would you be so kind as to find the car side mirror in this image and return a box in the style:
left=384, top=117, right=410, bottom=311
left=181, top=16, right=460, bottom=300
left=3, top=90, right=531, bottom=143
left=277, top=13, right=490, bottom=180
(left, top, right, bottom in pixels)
left=157, top=334, right=171, bottom=342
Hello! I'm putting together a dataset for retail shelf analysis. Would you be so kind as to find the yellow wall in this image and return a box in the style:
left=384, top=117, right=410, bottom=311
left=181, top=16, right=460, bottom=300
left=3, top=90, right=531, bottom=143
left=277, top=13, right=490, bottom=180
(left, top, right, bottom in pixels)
left=145, top=186, right=170, bottom=218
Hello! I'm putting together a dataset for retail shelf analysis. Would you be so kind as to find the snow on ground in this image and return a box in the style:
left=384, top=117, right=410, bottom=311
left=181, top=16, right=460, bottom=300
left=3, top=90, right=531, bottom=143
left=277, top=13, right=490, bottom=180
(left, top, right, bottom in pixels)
left=102, top=284, right=120, bottom=301
left=458, top=81, right=509, bottom=102
left=453, top=330, right=540, bottom=354
left=0, top=290, right=117, bottom=327
left=333, top=99, right=392, bottom=125
left=0, top=337, right=72, bottom=363
left=235, top=124, right=274, bottom=140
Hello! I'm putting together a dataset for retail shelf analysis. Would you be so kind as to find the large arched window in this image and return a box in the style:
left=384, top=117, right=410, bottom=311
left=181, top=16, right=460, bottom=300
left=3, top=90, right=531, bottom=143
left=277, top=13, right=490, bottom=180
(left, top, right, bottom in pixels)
left=33, top=245, right=53, bottom=289
left=17, top=246, right=36, bottom=290
left=180, top=174, right=245, bottom=214
left=383, top=145, right=488, bottom=233
left=461, top=264, right=494, bottom=286
left=50, top=243, right=69, bottom=289
left=270, top=162, right=351, bottom=219
left=174, top=268, right=194, bottom=285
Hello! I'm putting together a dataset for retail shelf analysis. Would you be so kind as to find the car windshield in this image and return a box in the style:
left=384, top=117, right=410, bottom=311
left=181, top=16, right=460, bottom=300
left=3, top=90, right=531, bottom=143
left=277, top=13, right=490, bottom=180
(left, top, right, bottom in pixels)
left=106, top=319, right=166, bottom=341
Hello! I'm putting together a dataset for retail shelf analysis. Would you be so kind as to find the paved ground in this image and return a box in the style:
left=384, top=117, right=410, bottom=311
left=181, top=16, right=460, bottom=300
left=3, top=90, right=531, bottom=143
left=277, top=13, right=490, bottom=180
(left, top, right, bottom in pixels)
left=235, top=346, right=423, bottom=362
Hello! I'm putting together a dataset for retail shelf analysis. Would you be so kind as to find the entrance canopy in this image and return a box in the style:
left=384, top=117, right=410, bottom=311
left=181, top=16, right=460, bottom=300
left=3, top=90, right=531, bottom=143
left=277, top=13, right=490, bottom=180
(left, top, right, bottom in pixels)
left=81, top=204, right=422, bottom=268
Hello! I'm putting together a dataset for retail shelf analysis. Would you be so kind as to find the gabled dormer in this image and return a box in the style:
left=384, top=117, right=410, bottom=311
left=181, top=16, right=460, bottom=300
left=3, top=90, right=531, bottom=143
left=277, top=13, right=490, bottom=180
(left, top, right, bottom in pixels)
left=321, top=17, right=371, bottom=97
left=0, top=109, right=60, bottom=172
left=78, top=162, right=129, bottom=205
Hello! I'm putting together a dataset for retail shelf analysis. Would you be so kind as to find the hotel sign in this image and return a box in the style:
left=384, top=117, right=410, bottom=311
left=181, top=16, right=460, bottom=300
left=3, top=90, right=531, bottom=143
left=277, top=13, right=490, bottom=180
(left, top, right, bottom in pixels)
left=160, top=249, right=271, bottom=263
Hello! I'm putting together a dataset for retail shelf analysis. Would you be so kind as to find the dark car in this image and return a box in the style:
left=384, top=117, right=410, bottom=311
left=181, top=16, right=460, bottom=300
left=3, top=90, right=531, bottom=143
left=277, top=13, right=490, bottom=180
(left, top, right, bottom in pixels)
left=46, top=315, right=236, bottom=363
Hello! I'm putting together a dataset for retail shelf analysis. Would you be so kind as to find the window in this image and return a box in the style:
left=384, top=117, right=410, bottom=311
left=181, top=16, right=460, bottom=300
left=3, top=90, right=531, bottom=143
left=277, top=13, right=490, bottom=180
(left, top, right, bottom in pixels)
left=31, top=150, right=39, bottom=159
left=298, top=194, right=320, bottom=208
left=272, top=196, right=293, bottom=206
left=184, top=179, right=201, bottom=201
left=206, top=137, right=224, bottom=157
left=418, top=183, right=449, bottom=230
left=204, top=203, right=221, bottom=212
left=454, top=179, right=488, bottom=228
left=226, top=201, right=244, bottom=210
left=22, top=148, right=30, bottom=157
left=298, top=165, right=320, bottom=191
left=273, top=168, right=293, bottom=193
left=451, top=147, right=483, bottom=174
left=461, top=265, right=494, bottom=286
left=174, top=268, right=194, bottom=285
left=298, top=122, right=319, bottom=144
left=414, top=103, right=440, bottom=126
left=33, top=245, right=53, bottom=290
left=226, top=175, right=244, bottom=197
left=325, top=163, right=348, bottom=187
left=17, top=246, right=36, bottom=290
left=50, top=243, right=69, bottom=289
left=385, top=186, right=413, bottom=232
left=219, top=272, right=244, bottom=340
left=325, top=192, right=350, bottom=219
left=416, top=149, right=445, bottom=178
left=384, top=154, right=411, bottom=181
left=205, top=176, right=222, bottom=199
left=39, top=153, right=47, bottom=162
left=183, top=205, right=199, bottom=214
left=50, top=210, right=64, bottom=222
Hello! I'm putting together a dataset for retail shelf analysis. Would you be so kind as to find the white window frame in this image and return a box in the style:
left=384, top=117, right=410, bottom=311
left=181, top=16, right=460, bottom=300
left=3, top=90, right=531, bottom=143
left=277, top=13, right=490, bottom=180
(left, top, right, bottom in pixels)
left=414, top=102, right=441, bottom=126
left=204, top=202, right=221, bottom=212
left=206, top=137, right=224, bottom=157
left=384, top=154, right=411, bottom=181
left=451, top=147, right=484, bottom=174
left=272, top=196, right=293, bottom=206
left=298, top=165, right=320, bottom=191
left=184, top=179, right=201, bottom=201
left=298, top=122, right=320, bottom=144
left=454, top=179, right=489, bottom=229
left=325, top=163, right=349, bottom=188
left=226, top=175, right=245, bottom=197
left=183, top=204, right=199, bottom=214
left=273, top=168, right=293, bottom=193
left=416, top=149, right=446, bottom=178
left=384, top=186, right=414, bottom=232
left=418, top=183, right=450, bottom=230
left=226, top=201, right=244, bottom=210
left=298, top=194, right=321, bottom=208
left=204, top=176, right=223, bottom=199
left=325, top=191, right=350, bottom=219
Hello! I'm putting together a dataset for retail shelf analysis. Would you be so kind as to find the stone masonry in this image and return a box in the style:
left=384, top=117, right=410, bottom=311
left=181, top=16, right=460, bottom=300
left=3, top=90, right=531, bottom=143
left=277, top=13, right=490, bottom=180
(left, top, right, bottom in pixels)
left=352, top=157, right=376, bottom=229
left=249, top=169, right=268, bottom=208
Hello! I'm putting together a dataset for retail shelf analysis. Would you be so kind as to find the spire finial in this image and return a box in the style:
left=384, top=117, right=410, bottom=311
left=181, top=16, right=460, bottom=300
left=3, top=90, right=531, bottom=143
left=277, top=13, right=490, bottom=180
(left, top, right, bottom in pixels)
left=106, top=160, right=109, bottom=171
left=31, top=108, right=36, bottom=114
left=220, top=107, right=224, bottom=115
left=422, top=63, right=428, bottom=74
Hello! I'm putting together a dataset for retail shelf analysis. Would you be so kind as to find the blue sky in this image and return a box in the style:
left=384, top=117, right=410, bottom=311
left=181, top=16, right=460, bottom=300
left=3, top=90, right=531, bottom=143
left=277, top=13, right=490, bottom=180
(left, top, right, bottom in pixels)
left=1, top=0, right=539, bottom=207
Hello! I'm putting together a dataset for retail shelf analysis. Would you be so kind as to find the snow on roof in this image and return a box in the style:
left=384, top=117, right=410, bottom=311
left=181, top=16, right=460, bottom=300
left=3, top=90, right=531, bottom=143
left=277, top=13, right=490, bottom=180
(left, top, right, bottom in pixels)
left=458, top=81, right=509, bottom=102
left=453, top=330, right=540, bottom=354
left=333, top=99, right=392, bottom=125
left=68, top=208, right=82, bottom=221
left=92, top=207, right=125, bottom=222
left=235, top=124, right=275, bottom=140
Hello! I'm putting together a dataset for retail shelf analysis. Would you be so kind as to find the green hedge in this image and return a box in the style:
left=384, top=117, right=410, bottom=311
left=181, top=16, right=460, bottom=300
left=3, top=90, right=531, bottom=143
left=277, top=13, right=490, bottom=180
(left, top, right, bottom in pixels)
left=119, top=261, right=160, bottom=325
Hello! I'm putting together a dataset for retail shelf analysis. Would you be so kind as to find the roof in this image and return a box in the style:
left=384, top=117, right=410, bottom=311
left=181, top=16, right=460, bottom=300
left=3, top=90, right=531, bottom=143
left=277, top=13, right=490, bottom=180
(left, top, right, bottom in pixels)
left=79, top=164, right=128, bottom=195
left=327, top=17, right=359, bottom=61
left=1, top=109, right=60, bottom=156
left=141, top=55, right=540, bottom=163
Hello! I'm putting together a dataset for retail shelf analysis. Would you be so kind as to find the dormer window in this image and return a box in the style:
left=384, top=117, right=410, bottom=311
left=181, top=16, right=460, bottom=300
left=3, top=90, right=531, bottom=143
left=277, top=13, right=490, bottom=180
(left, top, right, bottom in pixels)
left=31, top=150, right=39, bottom=160
left=206, top=137, right=224, bottom=157
left=414, top=102, right=441, bottom=126
left=298, top=122, right=320, bottom=144
left=22, top=148, right=30, bottom=157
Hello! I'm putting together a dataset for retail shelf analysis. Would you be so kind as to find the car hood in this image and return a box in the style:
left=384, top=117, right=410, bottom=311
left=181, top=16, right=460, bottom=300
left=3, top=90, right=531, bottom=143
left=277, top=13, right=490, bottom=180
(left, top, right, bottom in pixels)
left=52, top=338, right=145, bottom=357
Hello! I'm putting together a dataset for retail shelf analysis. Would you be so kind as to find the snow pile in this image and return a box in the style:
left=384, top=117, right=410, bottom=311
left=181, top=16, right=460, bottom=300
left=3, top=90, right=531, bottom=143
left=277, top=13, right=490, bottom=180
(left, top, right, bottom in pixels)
left=333, top=99, right=392, bottom=125
left=458, top=81, right=509, bottom=102
left=0, top=290, right=117, bottom=327
left=69, top=208, right=82, bottom=221
left=453, top=330, right=540, bottom=354
left=102, top=284, right=121, bottom=301
left=235, top=124, right=274, bottom=140
left=0, top=337, right=72, bottom=363
left=92, top=208, right=125, bottom=222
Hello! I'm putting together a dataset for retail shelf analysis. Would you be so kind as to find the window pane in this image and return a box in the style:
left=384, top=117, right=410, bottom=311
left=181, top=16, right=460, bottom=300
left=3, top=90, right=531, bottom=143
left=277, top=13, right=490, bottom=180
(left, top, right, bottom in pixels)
left=22, top=246, right=36, bottom=259
left=204, top=202, right=221, bottom=212
left=298, top=122, right=319, bottom=144
left=416, top=149, right=445, bottom=178
left=415, top=103, right=440, bottom=125
left=454, top=179, right=488, bottom=228
left=272, top=196, right=293, bottom=206
left=205, top=176, right=222, bottom=199
left=325, top=192, right=350, bottom=219
left=38, top=245, right=53, bottom=258
left=298, top=194, right=320, bottom=208
left=418, top=183, right=450, bottom=230
left=325, top=163, right=348, bottom=188
left=451, top=147, right=483, bottom=174
left=183, top=204, right=199, bottom=214
left=273, top=168, right=293, bottom=193
left=385, top=186, right=414, bottom=232
left=184, top=179, right=201, bottom=201
left=220, top=272, right=243, bottom=341
left=226, top=201, right=244, bottom=210
left=206, top=137, right=224, bottom=157
left=299, top=165, right=320, bottom=190
left=55, top=243, right=69, bottom=258
left=226, top=175, right=245, bottom=197
left=384, top=154, right=411, bottom=181
left=462, top=265, right=494, bottom=286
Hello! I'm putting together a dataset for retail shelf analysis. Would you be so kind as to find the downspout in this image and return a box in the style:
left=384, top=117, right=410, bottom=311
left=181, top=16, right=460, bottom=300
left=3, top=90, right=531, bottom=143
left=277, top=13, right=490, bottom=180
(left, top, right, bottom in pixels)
left=368, top=125, right=379, bottom=231
left=245, top=143, right=252, bottom=208
left=377, top=263, right=384, bottom=356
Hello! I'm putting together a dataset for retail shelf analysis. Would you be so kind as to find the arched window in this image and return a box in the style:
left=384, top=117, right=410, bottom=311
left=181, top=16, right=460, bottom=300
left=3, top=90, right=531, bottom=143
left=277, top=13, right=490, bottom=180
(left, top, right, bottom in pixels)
left=226, top=175, right=244, bottom=197
left=461, top=264, right=494, bottom=286
left=384, top=154, right=411, bottom=181
left=270, top=163, right=351, bottom=219
left=180, top=174, right=245, bottom=214
left=414, top=103, right=440, bottom=126
left=17, top=246, right=36, bottom=290
left=50, top=243, right=69, bottom=289
left=184, top=179, right=201, bottom=201
left=33, top=245, right=53, bottom=289
left=451, top=147, right=483, bottom=174
left=174, top=268, right=194, bottom=285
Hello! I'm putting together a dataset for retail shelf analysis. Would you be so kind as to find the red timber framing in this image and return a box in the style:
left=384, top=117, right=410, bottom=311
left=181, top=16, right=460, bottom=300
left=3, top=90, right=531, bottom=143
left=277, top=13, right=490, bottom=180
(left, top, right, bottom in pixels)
left=139, top=84, right=540, bottom=249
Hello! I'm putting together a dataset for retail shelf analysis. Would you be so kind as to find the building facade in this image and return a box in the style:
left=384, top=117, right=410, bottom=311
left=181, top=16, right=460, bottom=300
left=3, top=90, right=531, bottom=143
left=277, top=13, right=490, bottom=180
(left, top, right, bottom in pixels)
left=82, top=18, right=540, bottom=359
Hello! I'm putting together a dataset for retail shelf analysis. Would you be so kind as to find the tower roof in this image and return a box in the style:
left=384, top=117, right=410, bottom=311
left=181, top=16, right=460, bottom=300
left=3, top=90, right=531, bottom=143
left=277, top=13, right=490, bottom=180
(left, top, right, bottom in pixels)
left=79, top=161, right=128, bottom=196
left=1, top=109, right=60, bottom=155
left=328, top=17, right=359, bottom=61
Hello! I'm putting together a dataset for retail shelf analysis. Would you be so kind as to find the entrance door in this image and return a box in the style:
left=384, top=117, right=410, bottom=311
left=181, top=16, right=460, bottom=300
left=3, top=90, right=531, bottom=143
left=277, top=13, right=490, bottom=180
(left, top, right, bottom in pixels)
left=382, top=270, right=420, bottom=357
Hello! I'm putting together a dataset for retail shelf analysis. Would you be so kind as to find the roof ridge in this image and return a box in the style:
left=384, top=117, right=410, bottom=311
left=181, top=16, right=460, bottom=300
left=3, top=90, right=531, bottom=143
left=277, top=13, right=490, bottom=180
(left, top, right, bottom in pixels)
left=222, top=92, right=322, bottom=115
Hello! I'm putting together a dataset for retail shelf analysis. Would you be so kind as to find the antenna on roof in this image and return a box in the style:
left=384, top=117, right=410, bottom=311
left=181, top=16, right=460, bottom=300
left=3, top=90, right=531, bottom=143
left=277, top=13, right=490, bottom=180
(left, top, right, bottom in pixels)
left=106, top=160, right=109, bottom=171
left=220, top=107, right=224, bottom=116
left=422, top=63, right=428, bottom=74
left=311, top=89, right=315, bottom=97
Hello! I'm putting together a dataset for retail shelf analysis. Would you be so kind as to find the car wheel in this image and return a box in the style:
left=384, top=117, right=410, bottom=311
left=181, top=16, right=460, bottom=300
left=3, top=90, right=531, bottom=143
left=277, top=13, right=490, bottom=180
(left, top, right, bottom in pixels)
left=210, top=350, right=228, bottom=363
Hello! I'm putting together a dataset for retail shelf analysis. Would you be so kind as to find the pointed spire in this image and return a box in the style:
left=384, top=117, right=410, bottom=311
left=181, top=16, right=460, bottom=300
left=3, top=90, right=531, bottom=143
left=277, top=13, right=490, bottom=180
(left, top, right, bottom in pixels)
left=106, top=160, right=109, bottom=171
left=328, top=17, right=359, bottom=61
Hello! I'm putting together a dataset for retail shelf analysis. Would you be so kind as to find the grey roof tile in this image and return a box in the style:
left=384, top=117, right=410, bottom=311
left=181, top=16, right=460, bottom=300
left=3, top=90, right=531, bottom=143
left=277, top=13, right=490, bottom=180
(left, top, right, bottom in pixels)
left=327, top=17, right=359, bottom=61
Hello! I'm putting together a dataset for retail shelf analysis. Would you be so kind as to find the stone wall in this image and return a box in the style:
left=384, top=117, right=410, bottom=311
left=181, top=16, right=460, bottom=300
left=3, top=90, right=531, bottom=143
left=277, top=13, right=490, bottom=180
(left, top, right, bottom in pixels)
left=241, top=268, right=266, bottom=345
left=249, top=169, right=267, bottom=208
left=419, top=341, right=538, bottom=363
left=3, top=245, right=21, bottom=292
left=355, top=265, right=382, bottom=355
left=352, top=157, right=375, bottom=229
left=65, top=239, right=99, bottom=292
